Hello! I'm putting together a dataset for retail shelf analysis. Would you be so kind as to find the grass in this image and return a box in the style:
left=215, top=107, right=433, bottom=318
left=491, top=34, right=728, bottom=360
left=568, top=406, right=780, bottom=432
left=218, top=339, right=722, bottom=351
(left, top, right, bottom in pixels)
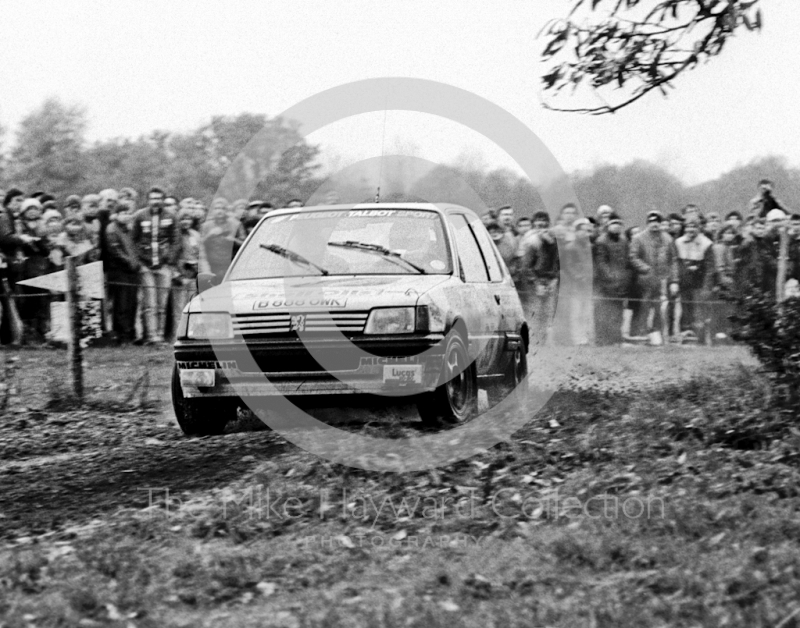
left=2, top=346, right=800, bottom=627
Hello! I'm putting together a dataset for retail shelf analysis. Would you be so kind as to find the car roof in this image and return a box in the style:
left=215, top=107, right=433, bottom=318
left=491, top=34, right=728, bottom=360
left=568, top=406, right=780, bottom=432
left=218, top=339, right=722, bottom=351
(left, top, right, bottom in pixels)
left=264, top=202, right=478, bottom=218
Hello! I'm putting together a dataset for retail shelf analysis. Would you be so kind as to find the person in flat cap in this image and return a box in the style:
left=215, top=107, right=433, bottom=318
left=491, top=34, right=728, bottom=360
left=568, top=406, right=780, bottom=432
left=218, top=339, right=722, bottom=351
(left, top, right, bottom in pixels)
left=629, top=210, right=677, bottom=345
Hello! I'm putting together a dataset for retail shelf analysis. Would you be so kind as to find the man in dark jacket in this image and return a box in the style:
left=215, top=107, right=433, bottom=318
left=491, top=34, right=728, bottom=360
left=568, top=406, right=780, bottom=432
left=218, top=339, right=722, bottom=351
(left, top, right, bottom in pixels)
left=0, top=189, right=32, bottom=345
left=738, top=217, right=777, bottom=297
left=106, top=204, right=142, bottom=344
left=130, top=187, right=179, bottom=344
left=593, top=214, right=631, bottom=345
left=520, top=211, right=559, bottom=346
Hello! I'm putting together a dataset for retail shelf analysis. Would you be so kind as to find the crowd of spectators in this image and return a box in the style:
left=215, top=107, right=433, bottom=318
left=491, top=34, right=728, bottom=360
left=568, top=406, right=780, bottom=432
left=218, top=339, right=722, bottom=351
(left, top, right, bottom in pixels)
left=485, top=178, right=794, bottom=347
left=0, top=186, right=289, bottom=345
left=0, top=178, right=793, bottom=348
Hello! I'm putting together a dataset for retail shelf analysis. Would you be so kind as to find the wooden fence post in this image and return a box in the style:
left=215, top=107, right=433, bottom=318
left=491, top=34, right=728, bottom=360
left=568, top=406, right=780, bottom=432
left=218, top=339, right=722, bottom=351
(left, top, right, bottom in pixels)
left=65, top=256, right=83, bottom=401
left=776, top=224, right=789, bottom=304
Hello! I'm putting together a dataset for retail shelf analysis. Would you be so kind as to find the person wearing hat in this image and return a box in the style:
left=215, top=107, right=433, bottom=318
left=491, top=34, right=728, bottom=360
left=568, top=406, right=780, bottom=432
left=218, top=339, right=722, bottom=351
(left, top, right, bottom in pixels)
left=629, top=210, right=678, bottom=345
left=593, top=213, right=631, bottom=345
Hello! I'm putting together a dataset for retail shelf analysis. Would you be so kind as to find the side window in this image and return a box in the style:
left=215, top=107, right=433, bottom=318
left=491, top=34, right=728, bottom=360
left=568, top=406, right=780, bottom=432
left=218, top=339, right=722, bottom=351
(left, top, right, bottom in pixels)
left=470, top=219, right=504, bottom=282
left=448, top=214, right=489, bottom=283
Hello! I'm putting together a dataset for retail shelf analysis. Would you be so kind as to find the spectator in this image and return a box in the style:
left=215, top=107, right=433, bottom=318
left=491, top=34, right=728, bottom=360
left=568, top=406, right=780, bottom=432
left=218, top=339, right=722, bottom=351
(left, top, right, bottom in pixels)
left=519, top=211, right=559, bottom=346
left=231, top=198, right=248, bottom=220
left=118, top=188, right=138, bottom=211
left=16, top=200, right=52, bottom=344
left=63, top=194, right=82, bottom=213
left=673, top=217, right=715, bottom=343
left=595, top=205, right=613, bottom=230
left=241, top=214, right=260, bottom=237
left=738, top=217, right=775, bottom=296
left=164, top=195, right=180, bottom=212
left=629, top=211, right=677, bottom=346
left=750, top=178, right=786, bottom=218
left=497, top=205, right=518, bottom=237
left=194, top=200, right=208, bottom=225
left=712, top=224, right=740, bottom=339
left=622, top=225, right=642, bottom=340
left=54, top=211, right=98, bottom=264
left=565, top=218, right=594, bottom=345
left=725, top=210, right=743, bottom=233
left=487, top=220, right=517, bottom=272
left=1, top=189, right=32, bottom=307
left=481, top=209, right=497, bottom=226
left=516, top=216, right=532, bottom=237
left=594, top=213, right=631, bottom=345
left=257, top=202, right=274, bottom=218
left=200, top=198, right=243, bottom=277
left=667, top=213, right=684, bottom=239
left=286, top=198, right=304, bottom=208
left=170, top=207, right=201, bottom=341
left=105, top=204, right=141, bottom=344
left=131, top=187, right=179, bottom=344
left=245, top=200, right=263, bottom=222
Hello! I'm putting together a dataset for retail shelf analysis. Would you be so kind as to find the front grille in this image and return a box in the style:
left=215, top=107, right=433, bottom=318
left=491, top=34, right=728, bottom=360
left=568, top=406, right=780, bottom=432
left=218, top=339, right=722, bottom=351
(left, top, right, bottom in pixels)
left=232, top=310, right=369, bottom=338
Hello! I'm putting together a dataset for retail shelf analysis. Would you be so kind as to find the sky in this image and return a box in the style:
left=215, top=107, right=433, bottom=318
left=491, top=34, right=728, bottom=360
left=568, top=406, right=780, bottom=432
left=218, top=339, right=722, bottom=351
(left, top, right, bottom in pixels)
left=1, top=0, right=799, bottom=186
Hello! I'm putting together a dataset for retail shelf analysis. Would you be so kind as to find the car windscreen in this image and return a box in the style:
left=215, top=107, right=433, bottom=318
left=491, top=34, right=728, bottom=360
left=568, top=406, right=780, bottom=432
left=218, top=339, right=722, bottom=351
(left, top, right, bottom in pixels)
left=227, top=209, right=453, bottom=280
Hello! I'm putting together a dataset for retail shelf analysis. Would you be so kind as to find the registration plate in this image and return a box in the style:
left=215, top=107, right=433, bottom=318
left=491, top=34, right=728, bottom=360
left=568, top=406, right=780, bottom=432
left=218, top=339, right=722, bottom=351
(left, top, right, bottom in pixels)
left=383, top=365, right=422, bottom=385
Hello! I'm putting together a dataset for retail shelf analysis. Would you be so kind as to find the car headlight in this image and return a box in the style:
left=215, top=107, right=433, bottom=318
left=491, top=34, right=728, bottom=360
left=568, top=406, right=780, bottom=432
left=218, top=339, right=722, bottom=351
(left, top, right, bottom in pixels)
left=186, top=313, right=233, bottom=339
left=364, top=307, right=415, bottom=334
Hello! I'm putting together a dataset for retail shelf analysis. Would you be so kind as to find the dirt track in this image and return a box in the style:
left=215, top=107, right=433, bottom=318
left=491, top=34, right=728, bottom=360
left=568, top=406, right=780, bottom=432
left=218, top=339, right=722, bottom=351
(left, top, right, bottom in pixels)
left=0, top=344, right=755, bottom=540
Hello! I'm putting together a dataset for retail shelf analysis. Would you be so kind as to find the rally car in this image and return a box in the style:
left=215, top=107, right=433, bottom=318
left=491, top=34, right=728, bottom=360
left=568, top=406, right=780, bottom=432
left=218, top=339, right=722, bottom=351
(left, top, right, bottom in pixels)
left=172, top=203, right=529, bottom=435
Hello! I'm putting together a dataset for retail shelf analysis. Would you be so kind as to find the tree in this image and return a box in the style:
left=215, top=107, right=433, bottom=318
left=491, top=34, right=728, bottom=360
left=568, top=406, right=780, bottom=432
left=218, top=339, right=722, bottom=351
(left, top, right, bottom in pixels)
left=540, top=0, right=763, bottom=114
left=11, top=97, right=88, bottom=194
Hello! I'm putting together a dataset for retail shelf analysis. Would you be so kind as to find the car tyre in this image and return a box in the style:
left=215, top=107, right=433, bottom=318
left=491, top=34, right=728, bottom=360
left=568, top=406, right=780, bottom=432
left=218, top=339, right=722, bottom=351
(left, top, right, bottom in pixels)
left=171, top=365, right=237, bottom=436
left=417, top=332, right=477, bottom=427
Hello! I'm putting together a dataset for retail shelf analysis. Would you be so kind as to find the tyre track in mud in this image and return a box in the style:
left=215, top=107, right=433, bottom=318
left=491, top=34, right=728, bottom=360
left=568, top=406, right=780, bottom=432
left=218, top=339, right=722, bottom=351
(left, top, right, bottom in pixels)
left=0, top=407, right=285, bottom=539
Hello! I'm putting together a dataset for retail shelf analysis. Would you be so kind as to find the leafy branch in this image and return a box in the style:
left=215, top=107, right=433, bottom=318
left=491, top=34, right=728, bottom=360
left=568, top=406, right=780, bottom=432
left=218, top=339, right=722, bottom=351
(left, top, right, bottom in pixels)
left=539, top=0, right=763, bottom=114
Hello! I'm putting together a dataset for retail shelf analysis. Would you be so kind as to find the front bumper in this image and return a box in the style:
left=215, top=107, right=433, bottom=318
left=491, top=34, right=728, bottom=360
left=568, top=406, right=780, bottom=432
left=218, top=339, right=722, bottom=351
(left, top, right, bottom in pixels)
left=174, top=334, right=447, bottom=398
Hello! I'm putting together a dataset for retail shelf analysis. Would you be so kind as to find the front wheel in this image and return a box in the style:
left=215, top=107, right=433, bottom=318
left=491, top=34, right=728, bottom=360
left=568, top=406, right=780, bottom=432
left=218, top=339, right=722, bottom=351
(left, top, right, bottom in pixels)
left=171, top=365, right=238, bottom=436
left=417, top=333, right=477, bottom=427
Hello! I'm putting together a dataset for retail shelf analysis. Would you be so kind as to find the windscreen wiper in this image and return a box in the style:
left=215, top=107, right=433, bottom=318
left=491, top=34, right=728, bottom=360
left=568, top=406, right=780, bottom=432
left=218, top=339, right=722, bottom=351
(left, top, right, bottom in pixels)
left=259, top=243, right=329, bottom=275
left=327, top=240, right=426, bottom=274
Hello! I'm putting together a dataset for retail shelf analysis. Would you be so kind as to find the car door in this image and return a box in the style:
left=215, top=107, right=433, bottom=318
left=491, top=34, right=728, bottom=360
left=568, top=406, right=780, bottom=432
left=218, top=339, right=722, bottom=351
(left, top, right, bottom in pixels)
left=446, top=212, right=502, bottom=376
left=469, top=216, right=524, bottom=373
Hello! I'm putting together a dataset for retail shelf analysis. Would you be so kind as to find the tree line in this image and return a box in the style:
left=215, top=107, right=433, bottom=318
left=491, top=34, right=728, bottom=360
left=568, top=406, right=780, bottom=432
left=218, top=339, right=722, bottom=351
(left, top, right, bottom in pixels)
left=1, top=97, right=796, bottom=221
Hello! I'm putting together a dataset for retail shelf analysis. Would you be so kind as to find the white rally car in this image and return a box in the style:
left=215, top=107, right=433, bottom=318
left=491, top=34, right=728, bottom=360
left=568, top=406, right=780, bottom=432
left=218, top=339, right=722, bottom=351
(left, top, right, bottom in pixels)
left=172, top=203, right=529, bottom=435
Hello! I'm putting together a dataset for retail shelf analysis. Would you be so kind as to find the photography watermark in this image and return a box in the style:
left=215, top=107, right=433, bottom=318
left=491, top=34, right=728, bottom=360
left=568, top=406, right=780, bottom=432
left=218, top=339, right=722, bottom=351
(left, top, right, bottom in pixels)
left=196, top=77, right=587, bottom=472
left=140, top=485, right=665, bottom=525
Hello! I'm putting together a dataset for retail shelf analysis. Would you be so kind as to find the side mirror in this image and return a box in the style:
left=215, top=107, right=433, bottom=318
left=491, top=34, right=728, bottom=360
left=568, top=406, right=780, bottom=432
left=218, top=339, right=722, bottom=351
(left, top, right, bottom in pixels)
left=196, top=272, right=220, bottom=293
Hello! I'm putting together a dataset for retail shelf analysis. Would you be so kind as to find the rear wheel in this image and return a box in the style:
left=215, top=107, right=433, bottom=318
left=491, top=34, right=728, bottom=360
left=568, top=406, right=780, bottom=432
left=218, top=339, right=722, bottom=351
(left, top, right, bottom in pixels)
left=417, top=333, right=477, bottom=427
left=171, top=365, right=238, bottom=436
